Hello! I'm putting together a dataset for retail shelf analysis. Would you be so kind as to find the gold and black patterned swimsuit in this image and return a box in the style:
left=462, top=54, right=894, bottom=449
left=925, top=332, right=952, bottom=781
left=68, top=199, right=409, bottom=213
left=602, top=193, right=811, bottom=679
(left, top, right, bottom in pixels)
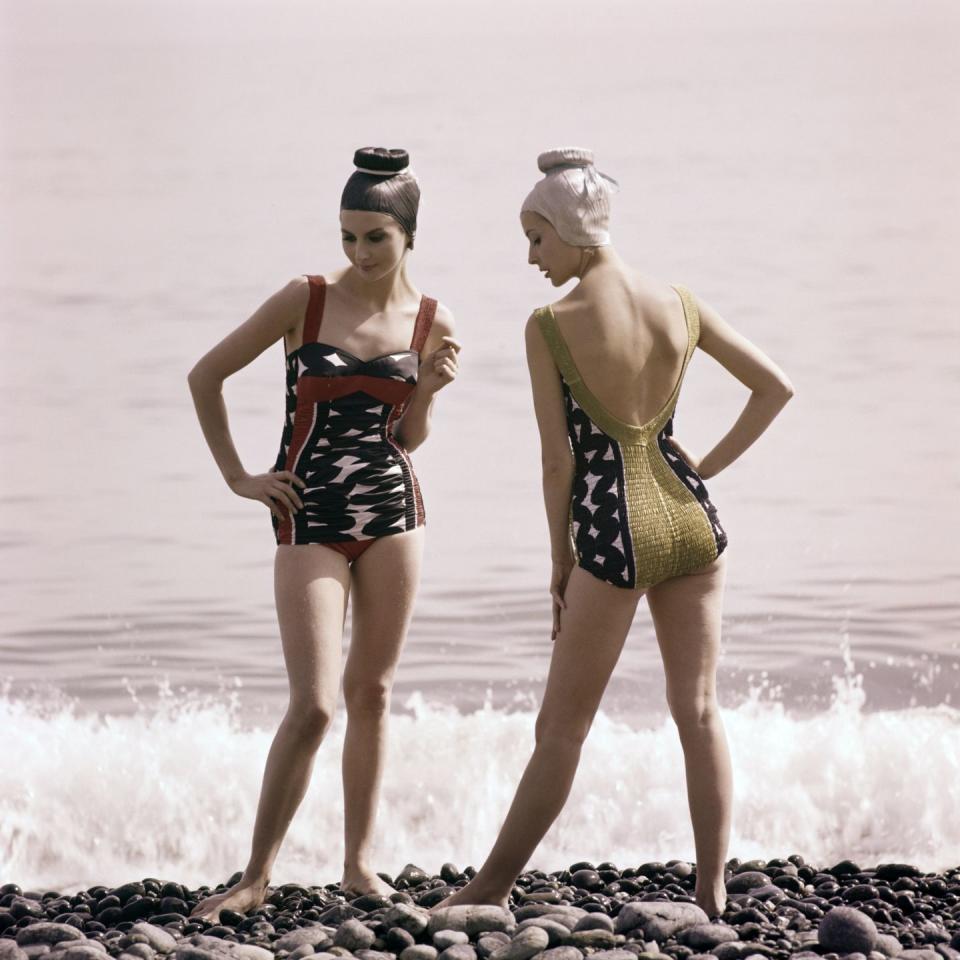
left=535, top=285, right=727, bottom=590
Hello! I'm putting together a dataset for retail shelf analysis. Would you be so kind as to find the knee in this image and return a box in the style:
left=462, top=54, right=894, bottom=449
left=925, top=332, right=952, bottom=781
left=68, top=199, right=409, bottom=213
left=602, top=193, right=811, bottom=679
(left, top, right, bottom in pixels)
left=534, top=711, right=590, bottom=751
left=343, top=677, right=392, bottom=717
left=666, top=688, right=720, bottom=734
left=288, top=701, right=335, bottom=742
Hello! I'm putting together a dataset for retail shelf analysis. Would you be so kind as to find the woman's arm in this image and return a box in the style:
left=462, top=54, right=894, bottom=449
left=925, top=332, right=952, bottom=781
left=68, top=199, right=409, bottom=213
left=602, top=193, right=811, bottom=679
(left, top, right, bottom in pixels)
left=393, top=304, right=459, bottom=453
left=187, top=277, right=308, bottom=517
left=687, top=294, right=796, bottom=480
left=525, top=314, right=576, bottom=639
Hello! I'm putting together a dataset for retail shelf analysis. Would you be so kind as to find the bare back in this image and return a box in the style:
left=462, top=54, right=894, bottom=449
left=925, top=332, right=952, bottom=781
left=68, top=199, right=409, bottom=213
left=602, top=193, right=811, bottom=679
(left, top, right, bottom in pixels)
left=549, top=270, right=690, bottom=427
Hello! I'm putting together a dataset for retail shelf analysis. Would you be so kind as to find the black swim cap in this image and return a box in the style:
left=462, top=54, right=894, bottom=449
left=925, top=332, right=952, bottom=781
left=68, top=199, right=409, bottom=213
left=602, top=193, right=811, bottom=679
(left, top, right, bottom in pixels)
left=340, top=147, right=420, bottom=248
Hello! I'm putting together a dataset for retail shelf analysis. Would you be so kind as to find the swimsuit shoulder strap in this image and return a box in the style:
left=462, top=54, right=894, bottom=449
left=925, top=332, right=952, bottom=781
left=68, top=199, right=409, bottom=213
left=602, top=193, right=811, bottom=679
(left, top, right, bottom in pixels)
left=302, top=275, right=326, bottom=343
left=411, top=295, right=437, bottom=353
left=672, top=284, right=700, bottom=356
left=534, top=305, right=582, bottom=387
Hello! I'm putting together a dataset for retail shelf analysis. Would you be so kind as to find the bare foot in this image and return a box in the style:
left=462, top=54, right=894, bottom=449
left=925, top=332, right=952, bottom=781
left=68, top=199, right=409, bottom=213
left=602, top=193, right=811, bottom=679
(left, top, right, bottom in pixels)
left=432, top=879, right=509, bottom=911
left=190, top=876, right=270, bottom=922
left=695, top=879, right=727, bottom=919
left=340, top=867, right=396, bottom=898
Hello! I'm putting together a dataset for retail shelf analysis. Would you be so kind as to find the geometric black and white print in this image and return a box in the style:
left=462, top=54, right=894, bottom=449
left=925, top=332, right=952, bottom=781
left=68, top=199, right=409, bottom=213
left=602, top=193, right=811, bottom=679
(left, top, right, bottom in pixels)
left=272, top=342, right=424, bottom=545
left=656, top=414, right=728, bottom=555
left=563, top=384, right=637, bottom=588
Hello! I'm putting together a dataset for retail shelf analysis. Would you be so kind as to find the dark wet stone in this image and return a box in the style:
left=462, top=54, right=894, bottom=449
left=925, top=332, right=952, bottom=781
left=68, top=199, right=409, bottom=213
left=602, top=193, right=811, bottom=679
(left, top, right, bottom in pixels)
left=397, top=866, right=430, bottom=888
left=818, top=907, right=878, bottom=955
left=830, top=863, right=863, bottom=880
left=113, top=884, right=147, bottom=906
left=10, top=899, right=45, bottom=920
left=570, top=872, right=602, bottom=893
left=729, top=910, right=767, bottom=926
left=440, top=865, right=462, bottom=885
left=875, top=866, right=922, bottom=882
left=846, top=887, right=880, bottom=904
left=319, top=903, right=363, bottom=925
left=353, top=895, right=392, bottom=913
left=727, top=874, right=771, bottom=896
left=418, top=887, right=457, bottom=909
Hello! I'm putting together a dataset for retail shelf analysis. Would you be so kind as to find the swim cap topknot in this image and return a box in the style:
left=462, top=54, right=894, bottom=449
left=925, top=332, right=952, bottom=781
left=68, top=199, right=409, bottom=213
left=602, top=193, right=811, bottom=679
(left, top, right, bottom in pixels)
left=521, top=147, right=619, bottom=247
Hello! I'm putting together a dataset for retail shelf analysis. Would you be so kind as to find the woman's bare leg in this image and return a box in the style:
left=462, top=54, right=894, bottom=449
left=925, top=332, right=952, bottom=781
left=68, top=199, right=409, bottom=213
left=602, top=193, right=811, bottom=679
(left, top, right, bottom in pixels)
left=339, top=527, right=424, bottom=895
left=190, top=544, right=350, bottom=920
left=439, top=565, right=643, bottom=907
left=647, top=553, right=731, bottom=918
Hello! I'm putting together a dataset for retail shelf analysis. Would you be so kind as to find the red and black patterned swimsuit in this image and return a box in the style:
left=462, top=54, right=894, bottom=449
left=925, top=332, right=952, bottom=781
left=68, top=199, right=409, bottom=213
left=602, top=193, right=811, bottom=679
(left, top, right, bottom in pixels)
left=272, top=275, right=434, bottom=558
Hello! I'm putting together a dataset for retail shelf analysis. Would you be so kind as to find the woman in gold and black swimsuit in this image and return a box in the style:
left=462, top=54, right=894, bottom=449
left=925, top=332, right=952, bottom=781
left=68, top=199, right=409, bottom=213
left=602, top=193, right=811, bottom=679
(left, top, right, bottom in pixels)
left=439, top=147, right=794, bottom=918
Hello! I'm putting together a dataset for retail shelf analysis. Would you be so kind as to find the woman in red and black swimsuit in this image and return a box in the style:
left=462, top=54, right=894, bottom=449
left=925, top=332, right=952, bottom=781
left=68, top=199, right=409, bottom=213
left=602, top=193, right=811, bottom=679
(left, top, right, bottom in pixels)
left=187, top=147, right=459, bottom=918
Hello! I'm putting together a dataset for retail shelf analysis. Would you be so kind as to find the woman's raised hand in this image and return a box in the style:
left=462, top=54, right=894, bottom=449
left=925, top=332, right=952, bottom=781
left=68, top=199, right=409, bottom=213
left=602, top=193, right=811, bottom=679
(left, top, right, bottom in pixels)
left=230, top=469, right=306, bottom=521
left=418, top=335, right=461, bottom=394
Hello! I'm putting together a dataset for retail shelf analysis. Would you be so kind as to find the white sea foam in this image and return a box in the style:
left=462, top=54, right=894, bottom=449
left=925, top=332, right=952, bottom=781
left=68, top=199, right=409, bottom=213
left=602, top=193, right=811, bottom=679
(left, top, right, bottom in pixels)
left=2, top=672, right=957, bottom=893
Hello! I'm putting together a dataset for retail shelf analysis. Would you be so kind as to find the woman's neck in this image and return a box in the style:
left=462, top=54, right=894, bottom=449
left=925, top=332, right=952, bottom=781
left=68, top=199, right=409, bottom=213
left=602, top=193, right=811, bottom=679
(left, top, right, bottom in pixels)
left=339, top=258, right=418, bottom=312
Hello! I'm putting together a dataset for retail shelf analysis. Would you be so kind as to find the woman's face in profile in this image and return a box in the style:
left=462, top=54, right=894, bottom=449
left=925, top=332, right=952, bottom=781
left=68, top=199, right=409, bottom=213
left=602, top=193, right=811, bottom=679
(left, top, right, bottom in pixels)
left=340, top=210, right=409, bottom=282
left=521, top=210, right=580, bottom=287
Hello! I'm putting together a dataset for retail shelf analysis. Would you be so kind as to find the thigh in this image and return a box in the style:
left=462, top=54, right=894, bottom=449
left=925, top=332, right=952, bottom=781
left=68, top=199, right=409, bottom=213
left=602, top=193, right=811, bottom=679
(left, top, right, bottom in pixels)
left=538, top=565, right=643, bottom=738
left=274, top=544, right=351, bottom=709
left=344, top=527, right=425, bottom=686
left=646, top=553, right=727, bottom=705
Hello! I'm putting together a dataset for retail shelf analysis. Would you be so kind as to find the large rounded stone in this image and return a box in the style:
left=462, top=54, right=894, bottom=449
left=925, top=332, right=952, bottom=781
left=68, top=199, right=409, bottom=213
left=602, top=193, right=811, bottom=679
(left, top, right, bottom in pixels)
left=400, top=948, right=439, bottom=960
left=679, top=925, right=740, bottom=951
left=874, top=937, right=902, bottom=958
left=614, top=903, right=709, bottom=941
left=572, top=915, right=613, bottom=934
left=129, top=924, right=178, bottom=954
left=387, top=904, right=431, bottom=936
left=534, top=950, right=583, bottom=960
left=0, top=945, right=29, bottom=960
left=818, top=907, right=878, bottom=955
left=60, top=948, right=110, bottom=960
left=428, top=907, right=516, bottom=938
left=334, top=919, right=376, bottom=952
left=434, top=932, right=470, bottom=950
left=274, top=926, right=337, bottom=953
left=229, top=947, right=274, bottom=960
left=490, top=927, right=550, bottom=960
left=16, top=924, right=86, bottom=947
left=516, top=920, right=570, bottom=948
left=437, top=946, right=478, bottom=960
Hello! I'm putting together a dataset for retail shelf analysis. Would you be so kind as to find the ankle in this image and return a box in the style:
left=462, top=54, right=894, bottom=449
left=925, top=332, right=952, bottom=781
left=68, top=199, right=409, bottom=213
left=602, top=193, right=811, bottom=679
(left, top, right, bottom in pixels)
left=241, top=870, right=271, bottom=889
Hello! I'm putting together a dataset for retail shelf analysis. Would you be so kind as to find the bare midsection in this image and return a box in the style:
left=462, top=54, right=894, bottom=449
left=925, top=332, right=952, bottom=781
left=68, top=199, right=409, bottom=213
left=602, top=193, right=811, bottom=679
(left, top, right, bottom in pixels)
left=552, top=286, right=689, bottom=427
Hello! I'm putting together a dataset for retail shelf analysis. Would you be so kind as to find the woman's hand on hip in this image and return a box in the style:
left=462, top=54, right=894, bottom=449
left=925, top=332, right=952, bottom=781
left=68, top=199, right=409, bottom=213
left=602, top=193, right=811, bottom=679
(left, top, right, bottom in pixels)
left=418, top=336, right=461, bottom=395
left=230, top=468, right=306, bottom=521
left=667, top=436, right=706, bottom=477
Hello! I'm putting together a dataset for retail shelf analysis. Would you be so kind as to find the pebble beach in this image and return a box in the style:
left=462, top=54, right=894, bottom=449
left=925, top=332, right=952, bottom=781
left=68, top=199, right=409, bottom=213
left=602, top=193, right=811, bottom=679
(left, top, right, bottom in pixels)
left=3, top=859, right=959, bottom=960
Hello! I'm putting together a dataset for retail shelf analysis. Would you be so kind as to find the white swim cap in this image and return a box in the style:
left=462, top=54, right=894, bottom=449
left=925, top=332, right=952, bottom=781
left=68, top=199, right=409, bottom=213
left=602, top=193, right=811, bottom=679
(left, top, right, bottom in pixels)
left=521, top=147, right=619, bottom=247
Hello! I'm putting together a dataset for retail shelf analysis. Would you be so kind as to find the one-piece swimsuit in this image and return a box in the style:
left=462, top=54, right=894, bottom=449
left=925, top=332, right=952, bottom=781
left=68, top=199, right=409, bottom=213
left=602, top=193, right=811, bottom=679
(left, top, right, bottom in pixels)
left=535, top=285, right=728, bottom=589
left=272, top=275, right=434, bottom=560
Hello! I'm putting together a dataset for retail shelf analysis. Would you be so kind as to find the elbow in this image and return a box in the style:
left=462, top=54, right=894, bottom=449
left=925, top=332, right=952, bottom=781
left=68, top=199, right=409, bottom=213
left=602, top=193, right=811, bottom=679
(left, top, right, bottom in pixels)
left=756, top=377, right=795, bottom=407
left=187, top=361, right=220, bottom=395
left=776, top=377, right=796, bottom=404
